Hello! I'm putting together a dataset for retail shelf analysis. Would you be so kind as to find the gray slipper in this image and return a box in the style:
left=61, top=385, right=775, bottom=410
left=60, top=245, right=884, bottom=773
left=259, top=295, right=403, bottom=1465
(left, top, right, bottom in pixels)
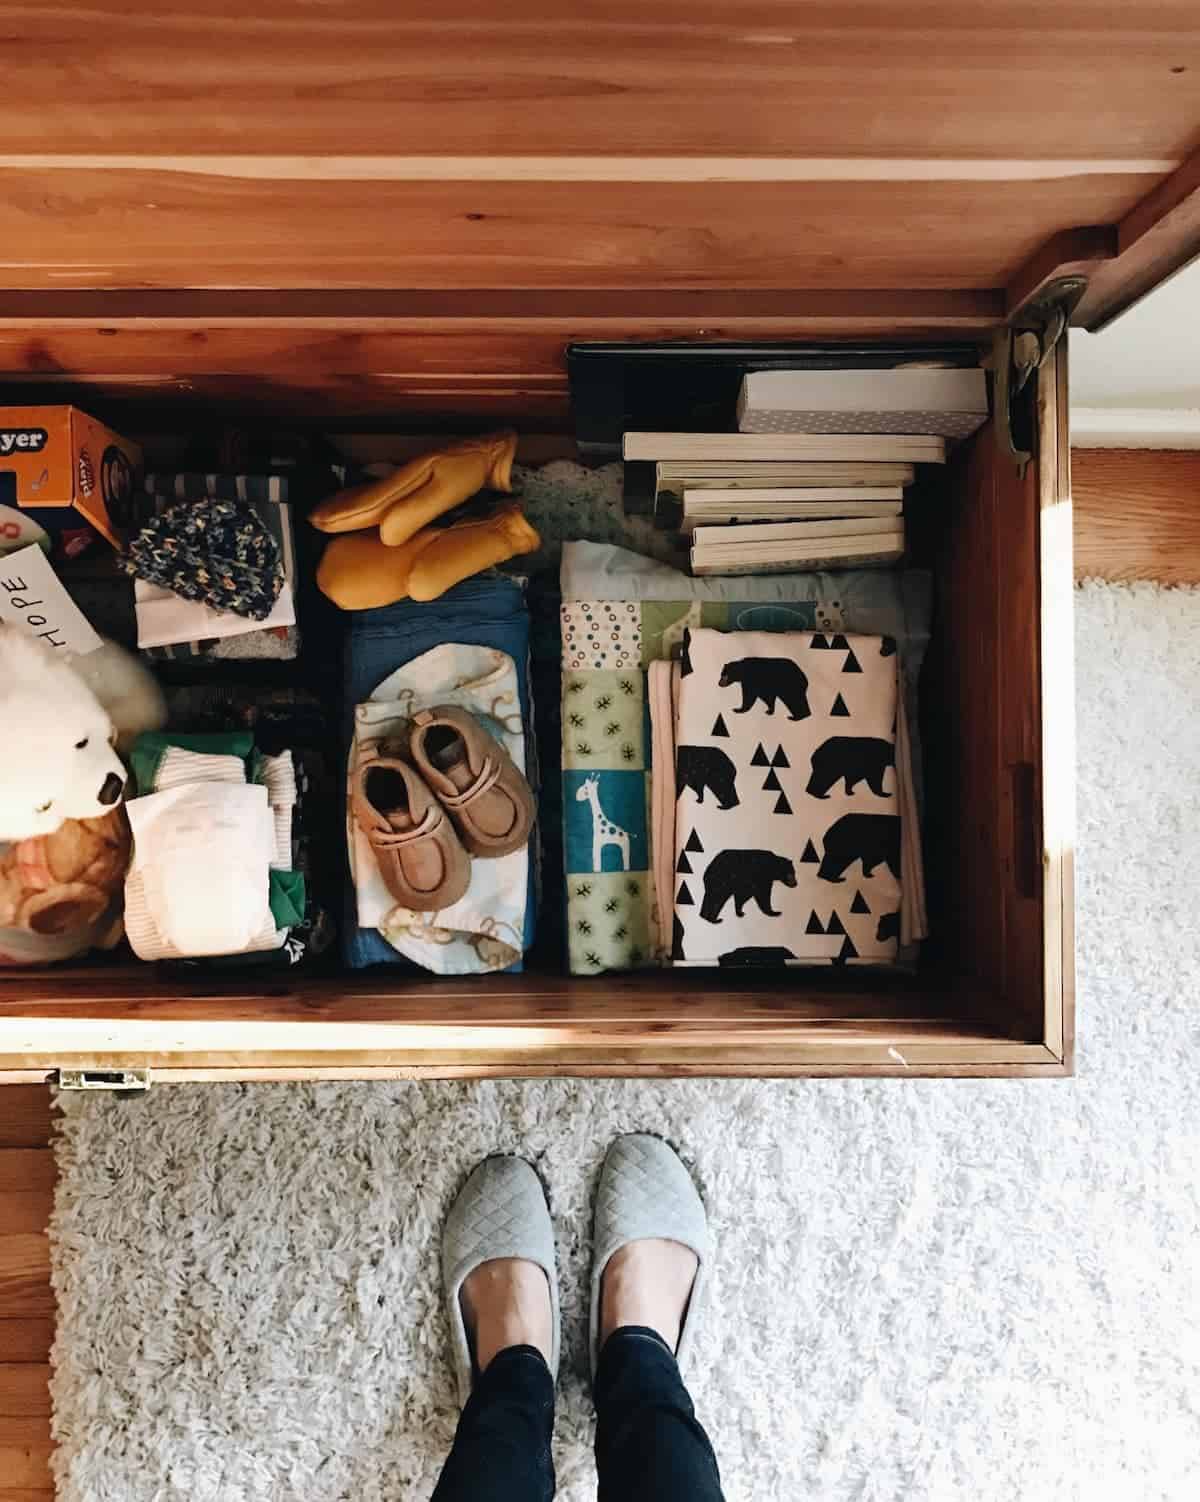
left=442, top=1156, right=561, bottom=1407
left=589, top=1134, right=711, bottom=1379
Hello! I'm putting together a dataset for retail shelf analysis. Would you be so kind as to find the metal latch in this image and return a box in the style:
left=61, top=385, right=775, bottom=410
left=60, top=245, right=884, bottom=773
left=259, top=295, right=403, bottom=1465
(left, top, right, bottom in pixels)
left=990, top=274, right=1088, bottom=476
left=56, top=1068, right=151, bottom=1094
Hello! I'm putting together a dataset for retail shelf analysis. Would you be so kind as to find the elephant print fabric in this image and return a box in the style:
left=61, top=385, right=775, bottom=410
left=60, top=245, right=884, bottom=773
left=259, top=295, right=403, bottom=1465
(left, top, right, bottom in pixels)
left=673, top=626, right=901, bottom=967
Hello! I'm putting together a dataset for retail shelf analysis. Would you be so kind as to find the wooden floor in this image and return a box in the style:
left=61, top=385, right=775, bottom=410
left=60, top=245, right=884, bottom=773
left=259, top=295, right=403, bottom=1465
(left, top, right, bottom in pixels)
left=0, top=1087, right=54, bottom=1501
left=1073, top=449, right=1200, bottom=585
left=2, top=445, right=1199, bottom=1499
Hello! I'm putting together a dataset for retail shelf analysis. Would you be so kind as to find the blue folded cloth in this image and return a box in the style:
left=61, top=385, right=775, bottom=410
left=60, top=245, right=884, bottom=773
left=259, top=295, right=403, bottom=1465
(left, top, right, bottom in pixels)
left=342, top=574, right=535, bottom=970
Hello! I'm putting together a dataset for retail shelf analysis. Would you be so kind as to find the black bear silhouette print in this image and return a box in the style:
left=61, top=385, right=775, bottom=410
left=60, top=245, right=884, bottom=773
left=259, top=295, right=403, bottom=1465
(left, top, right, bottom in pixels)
left=718, top=657, right=811, bottom=720
left=672, top=913, right=686, bottom=960
left=718, top=945, right=798, bottom=966
left=699, top=849, right=797, bottom=923
left=806, top=736, right=895, bottom=799
left=876, top=910, right=901, bottom=943
left=817, top=813, right=901, bottom=883
left=675, top=744, right=739, bottom=809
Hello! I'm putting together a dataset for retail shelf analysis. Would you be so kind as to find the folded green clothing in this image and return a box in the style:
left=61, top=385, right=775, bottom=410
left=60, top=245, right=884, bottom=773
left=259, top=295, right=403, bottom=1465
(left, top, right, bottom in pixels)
left=130, top=730, right=257, bottom=796
left=269, top=868, right=306, bottom=930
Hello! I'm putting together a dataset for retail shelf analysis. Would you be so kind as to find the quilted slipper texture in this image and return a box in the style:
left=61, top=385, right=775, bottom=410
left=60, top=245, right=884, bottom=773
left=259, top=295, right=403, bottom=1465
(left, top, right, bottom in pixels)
left=590, top=1133, right=711, bottom=1378
left=443, top=1155, right=560, bottom=1407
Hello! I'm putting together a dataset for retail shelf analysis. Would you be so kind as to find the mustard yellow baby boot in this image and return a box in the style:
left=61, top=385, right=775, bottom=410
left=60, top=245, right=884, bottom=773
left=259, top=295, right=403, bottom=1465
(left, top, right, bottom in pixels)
left=309, top=431, right=518, bottom=546
left=315, top=527, right=437, bottom=610
left=407, top=504, right=541, bottom=602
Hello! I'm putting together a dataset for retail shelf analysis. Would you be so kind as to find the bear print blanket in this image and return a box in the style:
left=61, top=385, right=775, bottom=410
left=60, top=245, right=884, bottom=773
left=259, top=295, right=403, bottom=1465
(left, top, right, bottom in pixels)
left=672, top=626, right=901, bottom=967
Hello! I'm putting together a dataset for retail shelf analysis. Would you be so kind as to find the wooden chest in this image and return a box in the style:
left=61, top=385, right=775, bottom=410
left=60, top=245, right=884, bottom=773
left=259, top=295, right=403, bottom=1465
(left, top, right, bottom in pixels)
left=1, top=3, right=1198, bottom=1083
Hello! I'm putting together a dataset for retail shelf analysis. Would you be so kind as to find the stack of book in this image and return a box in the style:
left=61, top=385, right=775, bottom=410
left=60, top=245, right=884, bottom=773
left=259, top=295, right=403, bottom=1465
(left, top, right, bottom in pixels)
left=688, top=511, right=905, bottom=576
left=737, top=366, right=988, bottom=439
left=622, top=432, right=946, bottom=575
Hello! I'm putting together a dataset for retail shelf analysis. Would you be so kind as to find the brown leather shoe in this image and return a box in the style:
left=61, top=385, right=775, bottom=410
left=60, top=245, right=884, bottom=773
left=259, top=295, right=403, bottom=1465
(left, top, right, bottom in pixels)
left=409, top=706, right=535, bottom=859
left=352, top=741, right=471, bottom=911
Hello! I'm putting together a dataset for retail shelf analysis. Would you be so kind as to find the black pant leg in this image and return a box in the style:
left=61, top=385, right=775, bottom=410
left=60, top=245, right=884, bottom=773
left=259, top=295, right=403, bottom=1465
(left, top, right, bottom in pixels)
left=593, top=1327, right=724, bottom=1502
left=432, top=1345, right=556, bottom=1502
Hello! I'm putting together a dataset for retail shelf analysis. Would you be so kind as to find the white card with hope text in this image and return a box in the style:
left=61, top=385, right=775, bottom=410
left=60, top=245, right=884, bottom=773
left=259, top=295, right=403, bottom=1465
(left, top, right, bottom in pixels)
left=0, top=543, right=103, bottom=655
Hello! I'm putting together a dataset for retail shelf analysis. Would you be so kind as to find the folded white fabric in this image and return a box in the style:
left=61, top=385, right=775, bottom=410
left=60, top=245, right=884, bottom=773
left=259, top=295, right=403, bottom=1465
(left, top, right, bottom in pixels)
left=133, top=576, right=296, bottom=650
left=673, top=626, right=901, bottom=967
left=895, top=686, right=928, bottom=945
left=259, top=751, right=298, bottom=869
left=149, top=748, right=247, bottom=793
left=647, top=659, right=681, bottom=961
left=125, top=783, right=278, bottom=958
left=123, top=744, right=297, bottom=960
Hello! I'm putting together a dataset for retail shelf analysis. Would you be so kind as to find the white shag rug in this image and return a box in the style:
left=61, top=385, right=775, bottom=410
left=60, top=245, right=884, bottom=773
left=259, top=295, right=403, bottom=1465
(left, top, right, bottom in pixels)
left=50, top=582, right=1200, bottom=1502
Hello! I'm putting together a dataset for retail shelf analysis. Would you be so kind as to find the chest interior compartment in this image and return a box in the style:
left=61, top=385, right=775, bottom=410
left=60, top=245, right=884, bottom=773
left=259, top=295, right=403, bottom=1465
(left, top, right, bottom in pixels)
left=0, top=323, right=1073, bottom=1082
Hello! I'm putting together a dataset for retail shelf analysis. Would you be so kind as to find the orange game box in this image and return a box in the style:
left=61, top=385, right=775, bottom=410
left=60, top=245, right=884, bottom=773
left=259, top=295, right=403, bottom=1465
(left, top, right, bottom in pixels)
left=0, top=405, right=141, bottom=547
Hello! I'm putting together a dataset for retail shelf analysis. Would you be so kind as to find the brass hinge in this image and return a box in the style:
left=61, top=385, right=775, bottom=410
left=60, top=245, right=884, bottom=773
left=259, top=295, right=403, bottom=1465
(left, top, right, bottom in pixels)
left=56, top=1068, right=151, bottom=1094
left=990, top=274, right=1088, bottom=476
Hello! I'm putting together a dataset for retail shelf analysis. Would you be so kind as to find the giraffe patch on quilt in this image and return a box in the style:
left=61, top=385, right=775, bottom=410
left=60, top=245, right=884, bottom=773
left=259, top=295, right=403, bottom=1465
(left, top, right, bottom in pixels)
left=672, top=626, right=901, bottom=968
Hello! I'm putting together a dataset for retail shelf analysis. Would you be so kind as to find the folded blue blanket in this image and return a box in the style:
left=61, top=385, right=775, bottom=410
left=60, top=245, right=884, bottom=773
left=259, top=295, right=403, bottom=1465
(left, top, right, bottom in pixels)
left=342, top=574, right=535, bottom=970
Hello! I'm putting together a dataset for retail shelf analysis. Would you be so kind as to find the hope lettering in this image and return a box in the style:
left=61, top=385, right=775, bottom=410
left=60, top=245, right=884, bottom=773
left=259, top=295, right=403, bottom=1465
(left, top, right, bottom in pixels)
left=0, top=574, right=67, bottom=646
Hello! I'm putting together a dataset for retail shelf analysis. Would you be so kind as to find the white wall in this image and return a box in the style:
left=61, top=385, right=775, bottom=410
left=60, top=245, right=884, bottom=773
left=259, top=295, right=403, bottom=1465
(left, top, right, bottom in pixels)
left=1070, top=256, right=1200, bottom=444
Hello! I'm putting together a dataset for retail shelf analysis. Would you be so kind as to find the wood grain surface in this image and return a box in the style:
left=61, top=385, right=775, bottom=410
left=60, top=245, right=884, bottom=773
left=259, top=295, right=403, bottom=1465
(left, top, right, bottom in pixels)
left=0, top=295, right=998, bottom=422
left=1074, top=448, right=1200, bottom=582
left=1038, top=344, right=1076, bottom=1066
left=0, top=170, right=1157, bottom=293
left=0, top=1090, right=54, bottom=1502
left=0, top=3, right=1196, bottom=160
left=1074, top=148, right=1200, bottom=329
left=0, top=3, right=1194, bottom=336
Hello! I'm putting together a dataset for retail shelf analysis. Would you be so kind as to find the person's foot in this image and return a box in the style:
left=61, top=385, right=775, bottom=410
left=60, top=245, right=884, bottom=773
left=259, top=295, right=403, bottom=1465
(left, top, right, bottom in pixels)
left=599, top=1236, right=699, bottom=1353
left=461, top=1256, right=554, bottom=1373
left=589, top=1136, right=710, bottom=1379
left=443, top=1157, right=561, bottom=1407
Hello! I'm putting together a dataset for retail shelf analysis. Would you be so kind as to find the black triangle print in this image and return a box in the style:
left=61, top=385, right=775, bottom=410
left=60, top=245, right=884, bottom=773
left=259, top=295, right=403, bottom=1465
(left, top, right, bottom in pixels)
left=805, top=910, right=825, bottom=935
left=676, top=851, right=693, bottom=875
left=850, top=890, right=871, bottom=915
left=676, top=881, right=694, bottom=906
left=672, top=913, right=686, bottom=961
left=800, top=838, right=819, bottom=864
left=843, top=648, right=862, bottom=674
left=774, top=792, right=793, bottom=815
left=685, top=828, right=704, bottom=853
left=711, top=713, right=730, bottom=737
left=771, top=746, right=790, bottom=768
left=831, top=933, right=859, bottom=966
left=831, top=692, right=850, bottom=717
left=680, top=628, right=694, bottom=677
left=810, top=633, right=830, bottom=649
left=830, top=633, right=848, bottom=649
left=825, top=911, right=846, bottom=936
left=762, top=768, right=781, bottom=792
left=881, top=635, right=897, bottom=657
left=750, top=743, right=770, bottom=767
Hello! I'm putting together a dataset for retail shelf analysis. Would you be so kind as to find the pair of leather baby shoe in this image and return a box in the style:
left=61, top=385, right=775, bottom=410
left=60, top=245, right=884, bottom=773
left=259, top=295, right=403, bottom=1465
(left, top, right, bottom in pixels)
left=313, top=431, right=541, bottom=609
left=352, top=705, right=535, bottom=912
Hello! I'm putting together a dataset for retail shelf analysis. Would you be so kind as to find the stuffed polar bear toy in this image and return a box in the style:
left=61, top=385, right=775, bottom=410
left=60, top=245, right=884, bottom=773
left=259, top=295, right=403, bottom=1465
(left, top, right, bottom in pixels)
left=0, top=625, right=165, bottom=963
left=0, top=624, right=166, bottom=841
